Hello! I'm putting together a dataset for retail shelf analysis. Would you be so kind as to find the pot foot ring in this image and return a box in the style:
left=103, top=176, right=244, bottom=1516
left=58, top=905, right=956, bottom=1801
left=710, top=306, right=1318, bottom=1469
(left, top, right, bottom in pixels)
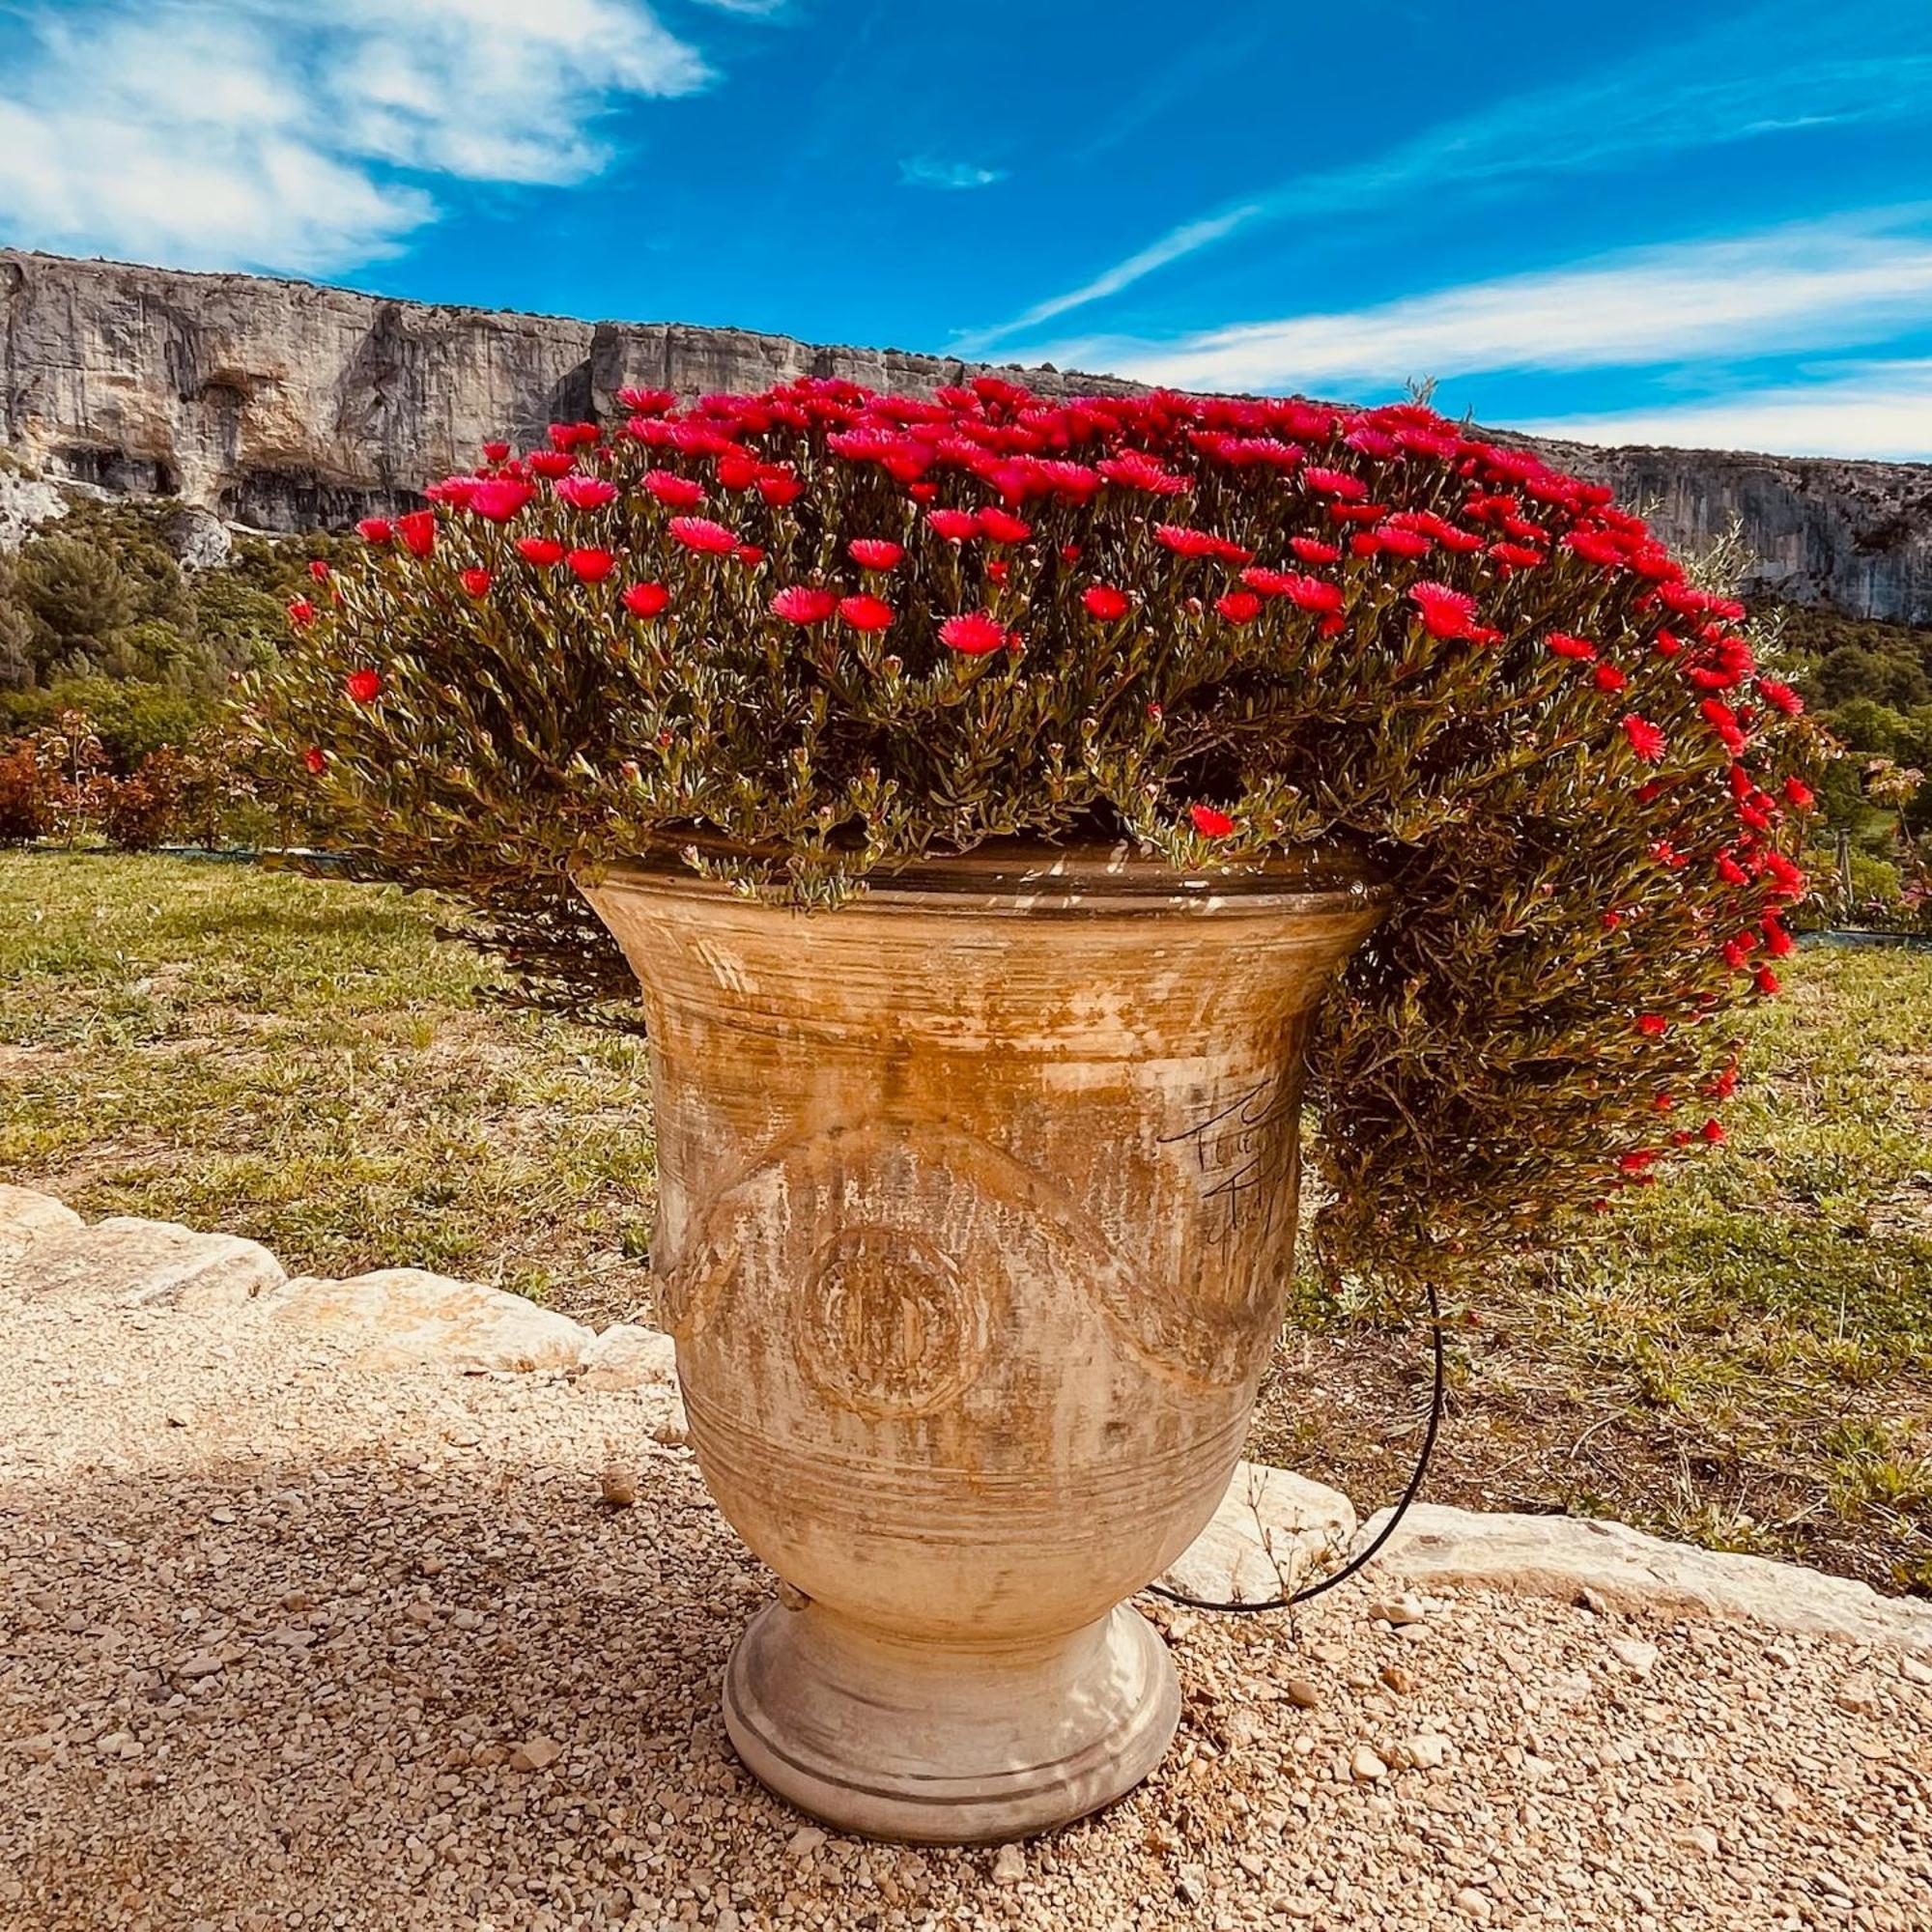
left=723, top=1600, right=1180, bottom=1844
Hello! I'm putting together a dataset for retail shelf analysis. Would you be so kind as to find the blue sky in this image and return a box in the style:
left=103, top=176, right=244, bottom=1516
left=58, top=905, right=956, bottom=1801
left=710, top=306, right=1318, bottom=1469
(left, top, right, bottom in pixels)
left=3, top=0, right=1931, bottom=457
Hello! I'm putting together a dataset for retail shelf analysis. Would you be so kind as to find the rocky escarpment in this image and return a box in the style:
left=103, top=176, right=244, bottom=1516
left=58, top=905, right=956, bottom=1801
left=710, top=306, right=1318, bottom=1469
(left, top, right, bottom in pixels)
left=5, top=248, right=1930, bottom=622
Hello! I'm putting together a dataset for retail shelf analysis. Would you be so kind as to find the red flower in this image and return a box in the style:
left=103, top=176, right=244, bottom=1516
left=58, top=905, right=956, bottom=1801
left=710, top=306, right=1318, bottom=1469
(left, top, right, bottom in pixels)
left=460, top=568, right=492, bottom=598
left=1290, top=536, right=1342, bottom=564
left=469, top=478, right=536, bottom=522
left=1618, top=1150, right=1658, bottom=1174
left=770, top=585, right=838, bottom=624
left=622, top=582, right=670, bottom=617
left=482, top=440, right=511, bottom=463
left=1764, top=917, right=1794, bottom=958
left=555, top=474, right=618, bottom=512
left=1620, top=714, right=1667, bottom=762
left=646, top=470, right=707, bottom=510
left=1700, top=1119, right=1726, bottom=1145
left=756, top=469, right=804, bottom=506
left=308, top=559, right=330, bottom=582
left=848, top=538, right=904, bottom=569
left=976, top=506, right=1033, bottom=545
left=940, top=611, right=1006, bottom=656
left=1154, top=524, right=1253, bottom=564
left=1782, top=776, right=1814, bottom=810
left=396, top=510, right=437, bottom=558
left=517, top=537, right=564, bottom=567
left=1636, top=1013, right=1669, bottom=1037
left=839, top=593, right=895, bottom=632
left=1406, top=582, right=1478, bottom=639
left=346, top=668, right=383, bottom=704
left=1593, top=663, right=1629, bottom=694
left=1546, top=632, right=1597, bottom=661
left=1755, top=966, right=1781, bottom=996
left=1096, top=449, right=1190, bottom=495
left=1758, top=678, right=1804, bottom=717
left=355, top=518, right=392, bottom=544
left=528, top=451, right=576, bottom=480
left=926, top=508, right=979, bottom=542
left=567, top=548, right=617, bottom=582
left=1189, top=805, right=1236, bottom=838
left=1215, top=590, right=1262, bottom=624
left=737, top=545, right=765, bottom=567
left=302, top=746, right=327, bottom=775
left=286, top=598, right=316, bottom=630
left=1082, top=584, right=1130, bottom=620
left=1302, top=466, right=1368, bottom=500
left=668, top=517, right=739, bottom=554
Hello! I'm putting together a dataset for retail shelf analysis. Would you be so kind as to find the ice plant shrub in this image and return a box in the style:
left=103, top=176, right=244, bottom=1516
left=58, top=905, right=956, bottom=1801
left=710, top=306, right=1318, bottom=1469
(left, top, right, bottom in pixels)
left=245, top=379, right=1819, bottom=1283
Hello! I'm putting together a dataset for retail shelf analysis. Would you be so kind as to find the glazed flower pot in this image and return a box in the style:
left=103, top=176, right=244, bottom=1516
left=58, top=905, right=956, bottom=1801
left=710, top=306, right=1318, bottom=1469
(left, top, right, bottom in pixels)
left=582, top=844, right=1381, bottom=1843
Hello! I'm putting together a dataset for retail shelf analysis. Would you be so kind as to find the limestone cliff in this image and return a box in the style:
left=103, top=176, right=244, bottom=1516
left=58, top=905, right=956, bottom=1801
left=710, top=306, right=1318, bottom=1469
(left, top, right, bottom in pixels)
left=5, top=248, right=1929, bottom=622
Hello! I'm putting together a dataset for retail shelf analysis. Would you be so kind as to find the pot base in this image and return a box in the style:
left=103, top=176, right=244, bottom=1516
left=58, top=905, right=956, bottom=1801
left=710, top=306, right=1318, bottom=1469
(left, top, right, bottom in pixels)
left=723, top=1598, right=1179, bottom=1845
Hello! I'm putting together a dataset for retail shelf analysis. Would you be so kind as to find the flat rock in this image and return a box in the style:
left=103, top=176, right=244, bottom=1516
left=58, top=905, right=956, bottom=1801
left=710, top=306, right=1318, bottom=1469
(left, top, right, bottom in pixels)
left=0, top=1185, right=83, bottom=1260
left=0, top=1215, right=284, bottom=1310
left=267, top=1269, right=593, bottom=1374
left=1159, top=1461, right=1356, bottom=1606
left=1359, top=1504, right=1932, bottom=1658
left=577, top=1322, right=679, bottom=1392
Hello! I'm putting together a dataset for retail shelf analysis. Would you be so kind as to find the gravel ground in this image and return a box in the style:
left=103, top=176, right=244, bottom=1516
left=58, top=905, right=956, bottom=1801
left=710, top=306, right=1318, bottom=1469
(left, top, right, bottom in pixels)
left=3, top=1281, right=1929, bottom=1932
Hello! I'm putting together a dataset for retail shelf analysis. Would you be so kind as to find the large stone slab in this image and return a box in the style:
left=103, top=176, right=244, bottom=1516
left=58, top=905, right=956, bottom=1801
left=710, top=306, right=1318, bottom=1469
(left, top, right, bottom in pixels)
left=1159, top=1462, right=1357, bottom=1605
left=0, top=1214, right=284, bottom=1310
left=268, top=1269, right=594, bottom=1374
left=1359, top=1503, right=1932, bottom=1657
left=577, top=1322, right=678, bottom=1392
left=0, top=1185, right=83, bottom=1260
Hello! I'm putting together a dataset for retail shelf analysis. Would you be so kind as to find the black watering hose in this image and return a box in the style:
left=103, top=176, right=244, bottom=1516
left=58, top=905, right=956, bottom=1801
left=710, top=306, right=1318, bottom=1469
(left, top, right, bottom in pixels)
left=1145, top=1281, right=1446, bottom=1614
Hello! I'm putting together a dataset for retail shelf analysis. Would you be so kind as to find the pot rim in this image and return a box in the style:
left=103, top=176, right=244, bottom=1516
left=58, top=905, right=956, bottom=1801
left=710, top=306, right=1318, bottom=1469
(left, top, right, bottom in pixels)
left=582, top=833, right=1387, bottom=920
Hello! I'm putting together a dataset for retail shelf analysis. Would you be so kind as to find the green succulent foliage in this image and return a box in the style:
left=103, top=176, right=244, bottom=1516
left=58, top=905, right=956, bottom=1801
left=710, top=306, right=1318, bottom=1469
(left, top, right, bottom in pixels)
left=239, top=386, right=1821, bottom=1286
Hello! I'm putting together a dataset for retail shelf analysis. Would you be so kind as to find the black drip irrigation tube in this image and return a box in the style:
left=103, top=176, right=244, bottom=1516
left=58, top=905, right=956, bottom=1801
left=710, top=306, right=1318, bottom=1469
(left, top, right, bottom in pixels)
left=1146, top=1281, right=1446, bottom=1615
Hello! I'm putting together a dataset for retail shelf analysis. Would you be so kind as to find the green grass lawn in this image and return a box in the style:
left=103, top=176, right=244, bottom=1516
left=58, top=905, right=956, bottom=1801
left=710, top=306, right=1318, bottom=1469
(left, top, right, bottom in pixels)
left=5, top=849, right=1929, bottom=1592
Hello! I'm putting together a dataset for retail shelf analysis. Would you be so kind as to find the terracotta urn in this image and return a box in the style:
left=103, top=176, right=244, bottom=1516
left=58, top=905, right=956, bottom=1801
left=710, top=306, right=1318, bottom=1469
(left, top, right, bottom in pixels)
left=582, top=843, right=1380, bottom=1843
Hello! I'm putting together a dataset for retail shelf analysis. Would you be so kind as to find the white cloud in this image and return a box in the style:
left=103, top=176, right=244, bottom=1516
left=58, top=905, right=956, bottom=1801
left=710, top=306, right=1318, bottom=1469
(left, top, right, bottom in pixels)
left=1032, top=219, right=1932, bottom=396
left=0, top=0, right=714, bottom=273
left=898, top=157, right=1007, bottom=191
left=957, top=0, right=1932, bottom=352
left=1513, top=361, right=1932, bottom=462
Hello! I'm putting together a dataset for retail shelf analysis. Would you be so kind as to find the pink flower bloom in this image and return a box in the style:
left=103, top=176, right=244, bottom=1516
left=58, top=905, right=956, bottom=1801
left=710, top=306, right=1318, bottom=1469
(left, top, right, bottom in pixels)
left=460, top=568, right=492, bottom=598
left=668, top=517, right=739, bottom=554
left=1215, top=590, right=1263, bottom=624
left=647, top=470, right=707, bottom=510
left=396, top=511, right=437, bottom=558
left=1096, top=449, right=1190, bottom=495
left=517, top=537, right=564, bottom=567
left=1290, top=536, right=1341, bottom=563
left=346, top=668, right=383, bottom=704
left=1189, top=805, right=1236, bottom=838
left=847, top=538, right=904, bottom=569
left=355, top=518, right=392, bottom=545
left=1082, top=584, right=1130, bottom=620
left=839, top=593, right=895, bottom=632
left=939, top=611, right=1006, bottom=656
left=770, top=585, right=838, bottom=624
left=567, top=548, right=617, bottom=582
left=1407, top=582, right=1479, bottom=639
left=555, top=474, right=619, bottom=512
left=621, top=582, right=670, bottom=617
left=1545, top=632, right=1596, bottom=661
left=1620, top=715, right=1667, bottom=762
left=1302, top=466, right=1369, bottom=500
left=976, top=506, right=1032, bottom=544
left=482, top=440, right=511, bottom=463
left=469, top=477, right=537, bottom=522
left=926, top=508, right=979, bottom=542
left=286, top=598, right=316, bottom=630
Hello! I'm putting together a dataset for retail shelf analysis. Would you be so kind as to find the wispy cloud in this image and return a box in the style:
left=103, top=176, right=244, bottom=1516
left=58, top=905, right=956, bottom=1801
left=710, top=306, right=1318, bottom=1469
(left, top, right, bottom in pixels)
left=957, top=0, right=1932, bottom=353
left=898, top=157, right=1007, bottom=191
left=1513, top=360, right=1932, bottom=462
left=1031, top=216, right=1932, bottom=396
left=0, top=0, right=715, bottom=272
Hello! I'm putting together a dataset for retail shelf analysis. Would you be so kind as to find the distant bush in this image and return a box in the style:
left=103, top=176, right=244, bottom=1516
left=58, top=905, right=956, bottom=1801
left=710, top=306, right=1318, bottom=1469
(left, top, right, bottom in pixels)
left=0, top=737, right=49, bottom=843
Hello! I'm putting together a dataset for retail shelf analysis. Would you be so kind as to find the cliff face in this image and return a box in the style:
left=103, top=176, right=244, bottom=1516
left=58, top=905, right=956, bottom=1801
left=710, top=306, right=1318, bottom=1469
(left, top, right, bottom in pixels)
left=5, top=248, right=1930, bottom=623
